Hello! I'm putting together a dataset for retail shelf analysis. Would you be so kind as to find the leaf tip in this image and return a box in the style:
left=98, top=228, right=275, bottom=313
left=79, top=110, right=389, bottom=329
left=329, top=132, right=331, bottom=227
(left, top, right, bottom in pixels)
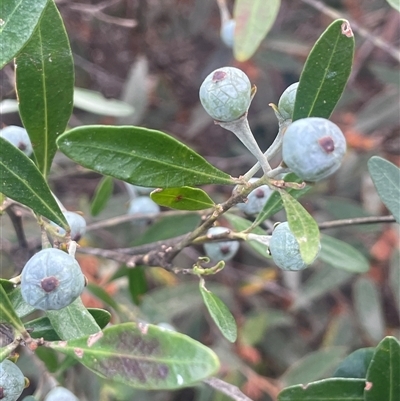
left=341, top=20, right=353, bottom=38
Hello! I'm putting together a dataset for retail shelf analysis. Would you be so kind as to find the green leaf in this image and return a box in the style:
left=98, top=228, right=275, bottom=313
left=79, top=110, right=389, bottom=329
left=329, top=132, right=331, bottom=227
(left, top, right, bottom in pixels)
left=387, top=0, right=400, bottom=12
left=34, top=347, right=59, bottom=373
left=278, top=378, right=365, bottom=401
left=87, top=308, right=112, bottom=330
left=368, top=156, right=400, bottom=223
left=86, top=283, right=121, bottom=312
left=0, top=283, right=26, bottom=334
left=199, top=279, right=237, bottom=343
left=49, top=322, right=220, bottom=390
left=319, top=234, right=370, bottom=273
left=57, top=126, right=234, bottom=187
left=90, top=176, right=114, bottom=216
left=127, top=267, right=147, bottom=305
left=74, top=87, right=134, bottom=116
left=46, top=297, right=101, bottom=340
left=253, top=173, right=310, bottom=227
left=293, top=19, right=355, bottom=121
left=353, top=277, right=385, bottom=344
left=365, top=337, right=400, bottom=401
left=333, top=348, right=375, bottom=379
left=0, top=0, right=49, bottom=69
left=279, top=190, right=320, bottom=264
left=151, top=187, right=215, bottom=210
left=7, top=287, right=35, bottom=318
left=15, top=0, right=74, bottom=176
left=0, top=137, right=67, bottom=228
left=281, top=347, right=348, bottom=387
left=233, top=0, right=281, bottom=62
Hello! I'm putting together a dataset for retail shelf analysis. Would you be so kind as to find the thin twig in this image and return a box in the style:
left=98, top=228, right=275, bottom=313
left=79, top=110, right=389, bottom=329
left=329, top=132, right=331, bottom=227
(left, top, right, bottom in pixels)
left=204, top=377, right=254, bottom=401
left=5, top=205, right=28, bottom=249
left=318, top=215, right=396, bottom=229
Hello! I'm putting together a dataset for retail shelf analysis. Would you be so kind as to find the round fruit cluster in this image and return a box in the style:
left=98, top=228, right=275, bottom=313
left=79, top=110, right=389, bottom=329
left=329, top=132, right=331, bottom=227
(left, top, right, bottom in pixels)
left=0, top=359, right=25, bottom=401
left=21, top=248, right=85, bottom=311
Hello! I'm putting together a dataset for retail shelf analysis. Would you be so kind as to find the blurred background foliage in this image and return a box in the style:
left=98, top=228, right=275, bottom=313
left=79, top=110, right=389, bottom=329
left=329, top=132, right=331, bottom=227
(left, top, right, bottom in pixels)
left=0, top=0, right=399, bottom=400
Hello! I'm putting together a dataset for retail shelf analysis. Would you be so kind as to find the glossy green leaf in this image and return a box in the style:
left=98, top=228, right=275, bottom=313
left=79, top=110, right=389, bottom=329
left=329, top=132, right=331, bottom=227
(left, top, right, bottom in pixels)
left=319, top=235, right=369, bottom=273
left=278, top=378, right=365, bottom=401
left=387, top=0, right=400, bottom=12
left=90, top=176, right=114, bottom=216
left=0, top=284, right=26, bottom=334
left=333, top=348, right=375, bottom=379
left=368, top=156, right=400, bottom=223
left=0, top=137, right=67, bottom=228
left=199, top=279, right=237, bottom=343
left=253, top=173, right=310, bottom=227
left=15, top=0, right=74, bottom=177
left=293, top=19, right=355, bottom=121
left=0, top=0, right=48, bottom=68
left=281, top=347, right=347, bottom=387
left=34, top=347, right=59, bottom=373
left=87, top=308, right=112, bottom=329
left=233, top=0, right=281, bottom=61
left=128, top=267, right=147, bottom=305
left=57, top=126, right=234, bottom=187
left=46, top=297, right=101, bottom=340
left=7, top=287, right=35, bottom=318
left=353, top=277, right=385, bottom=344
left=151, top=187, right=214, bottom=210
left=86, top=283, right=121, bottom=312
left=365, top=337, right=400, bottom=401
left=74, top=87, right=134, bottom=116
left=49, top=322, right=220, bottom=390
left=279, top=190, right=320, bottom=264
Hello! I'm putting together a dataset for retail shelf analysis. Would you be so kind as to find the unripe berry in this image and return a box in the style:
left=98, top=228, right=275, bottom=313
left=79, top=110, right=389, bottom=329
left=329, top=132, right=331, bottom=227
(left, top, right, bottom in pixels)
left=220, top=19, right=235, bottom=48
left=269, top=222, right=320, bottom=271
left=235, top=178, right=273, bottom=216
left=21, top=248, right=85, bottom=311
left=0, top=359, right=25, bottom=401
left=0, top=125, right=33, bottom=156
left=51, top=211, right=86, bottom=241
left=277, top=82, right=299, bottom=120
left=203, top=226, right=239, bottom=262
left=44, top=387, right=79, bottom=401
left=128, top=196, right=160, bottom=216
left=199, top=67, right=251, bottom=122
left=282, top=117, right=346, bottom=182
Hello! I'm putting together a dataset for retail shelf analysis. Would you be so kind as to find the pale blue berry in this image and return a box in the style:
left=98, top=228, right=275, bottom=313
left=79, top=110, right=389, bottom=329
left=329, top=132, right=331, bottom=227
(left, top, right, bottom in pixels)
left=128, top=196, right=160, bottom=216
left=199, top=67, right=251, bottom=122
left=0, top=359, right=25, bottom=401
left=204, top=226, right=239, bottom=261
left=0, top=125, right=33, bottom=156
left=44, top=387, right=79, bottom=401
left=220, top=19, right=235, bottom=48
left=277, top=82, right=299, bottom=120
left=269, top=222, right=319, bottom=271
left=236, top=178, right=273, bottom=216
left=21, top=248, right=85, bottom=311
left=52, top=211, right=86, bottom=241
left=282, top=117, right=346, bottom=182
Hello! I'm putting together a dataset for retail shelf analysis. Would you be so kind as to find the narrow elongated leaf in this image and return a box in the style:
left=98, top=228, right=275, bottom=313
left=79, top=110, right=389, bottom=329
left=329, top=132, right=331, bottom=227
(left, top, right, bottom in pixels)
left=49, top=322, right=220, bottom=390
left=57, top=126, right=234, bottom=187
left=90, top=176, right=113, bottom=216
left=86, top=283, right=121, bottom=312
left=0, top=0, right=48, bottom=68
left=151, top=187, right=214, bottom=210
left=365, top=337, right=400, bottom=401
left=368, top=156, right=400, bottom=223
left=233, top=0, right=281, bottom=61
left=46, top=297, right=101, bottom=340
left=333, top=348, right=375, bottom=379
left=353, top=277, right=385, bottom=344
left=293, top=19, right=355, bottom=120
left=199, top=279, right=237, bottom=343
left=0, top=137, right=67, bottom=227
left=253, top=173, right=310, bottom=227
left=278, top=378, right=365, bottom=401
left=16, top=0, right=74, bottom=176
left=279, top=190, right=320, bottom=264
left=0, top=284, right=26, bottom=334
left=319, top=235, right=369, bottom=273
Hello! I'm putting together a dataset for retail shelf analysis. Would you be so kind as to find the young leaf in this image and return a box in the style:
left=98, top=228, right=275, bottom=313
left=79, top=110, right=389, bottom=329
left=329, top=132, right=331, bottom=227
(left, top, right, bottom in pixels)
left=199, top=279, right=237, bottom=343
left=333, top=348, right=375, bottom=379
left=48, top=322, right=220, bottom=390
left=0, top=0, right=48, bottom=69
left=233, top=0, right=281, bottom=61
left=319, top=235, right=370, bottom=273
left=90, top=176, right=114, bottom=216
left=57, top=126, right=234, bottom=187
left=46, top=297, right=101, bottom=341
left=279, top=190, right=320, bottom=265
left=367, top=156, right=400, bottom=223
left=278, top=378, right=365, bottom=401
left=365, top=337, right=400, bottom=401
left=151, top=187, right=215, bottom=210
left=0, top=284, right=26, bottom=335
left=293, top=19, right=355, bottom=121
left=16, top=0, right=74, bottom=176
left=0, top=137, right=67, bottom=228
